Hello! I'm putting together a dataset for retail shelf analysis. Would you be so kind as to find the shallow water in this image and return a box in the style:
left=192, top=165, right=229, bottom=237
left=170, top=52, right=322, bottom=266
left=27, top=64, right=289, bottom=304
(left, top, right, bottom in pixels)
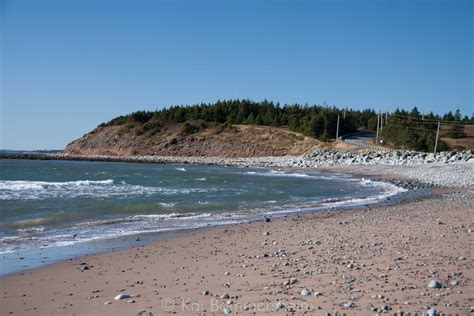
left=0, top=159, right=405, bottom=274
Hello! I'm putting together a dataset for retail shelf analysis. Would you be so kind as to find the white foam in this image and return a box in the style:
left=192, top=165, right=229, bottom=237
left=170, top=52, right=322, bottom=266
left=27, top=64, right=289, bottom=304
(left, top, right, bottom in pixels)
left=0, top=179, right=217, bottom=200
left=158, top=202, right=176, bottom=207
left=132, top=212, right=212, bottom=221
left=243, top=170, right=342, bottom=180
left=0, top=179, right=114, bottom=191
left=320, top=178, right=406, bottom=208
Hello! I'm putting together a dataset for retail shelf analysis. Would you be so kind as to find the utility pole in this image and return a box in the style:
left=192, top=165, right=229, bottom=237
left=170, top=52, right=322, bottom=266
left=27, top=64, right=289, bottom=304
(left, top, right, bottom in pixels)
left=434, top=121, right=441, bottom=156
left=336, top=115, right=340, bottom=140
left=375, top=112, right=380, bottom=145
left=380, top=111, right=383, bottom=133
left=385, top=112, right=388, bottom=125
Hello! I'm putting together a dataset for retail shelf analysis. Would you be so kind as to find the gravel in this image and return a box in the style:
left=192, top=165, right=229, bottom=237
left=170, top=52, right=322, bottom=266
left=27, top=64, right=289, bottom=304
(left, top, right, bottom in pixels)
left=351, top=161, right=474, bottom=187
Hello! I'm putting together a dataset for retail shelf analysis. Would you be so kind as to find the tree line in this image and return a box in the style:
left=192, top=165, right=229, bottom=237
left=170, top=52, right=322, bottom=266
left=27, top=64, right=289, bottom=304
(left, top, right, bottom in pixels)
left=101, top=100, right=472, bottom=152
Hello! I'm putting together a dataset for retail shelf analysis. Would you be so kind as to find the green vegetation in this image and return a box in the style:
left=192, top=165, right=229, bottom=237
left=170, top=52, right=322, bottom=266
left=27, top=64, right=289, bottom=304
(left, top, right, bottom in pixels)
left=445, top=110, right=467, bottom=139
left=100, top=100, right=472, bottom=152
left=383, top=108, right=472, bottom=151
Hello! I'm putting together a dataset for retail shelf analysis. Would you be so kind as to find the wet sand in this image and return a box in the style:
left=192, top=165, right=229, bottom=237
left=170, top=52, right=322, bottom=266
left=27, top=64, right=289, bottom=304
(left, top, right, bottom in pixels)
left=0, top=184, right=472, bottom=315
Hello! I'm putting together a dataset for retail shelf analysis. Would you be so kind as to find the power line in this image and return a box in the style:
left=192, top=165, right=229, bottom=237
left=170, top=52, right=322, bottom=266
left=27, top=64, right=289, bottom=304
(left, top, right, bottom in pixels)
left=389, top=114, right=474, bottom=125
left=384, top=122, right=448, bottom=132
left=390, top=119, right=439, bottom=126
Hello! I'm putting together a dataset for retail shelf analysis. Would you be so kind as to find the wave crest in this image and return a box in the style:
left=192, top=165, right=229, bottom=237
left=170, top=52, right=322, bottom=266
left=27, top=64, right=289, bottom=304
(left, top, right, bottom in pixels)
left=0, top=179, right=215, bottom=200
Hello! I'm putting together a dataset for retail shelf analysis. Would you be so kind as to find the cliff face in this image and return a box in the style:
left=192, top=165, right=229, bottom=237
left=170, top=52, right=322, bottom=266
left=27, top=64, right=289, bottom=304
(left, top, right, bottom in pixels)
left=64, top=124, right=321, bottom=157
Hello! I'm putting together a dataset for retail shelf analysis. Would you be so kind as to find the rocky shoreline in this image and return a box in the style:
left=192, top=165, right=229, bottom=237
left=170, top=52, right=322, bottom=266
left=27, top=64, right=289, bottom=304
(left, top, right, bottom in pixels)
left=2, top=148, right=473, bottom=168
left=296, top=148, right=473, bottom=167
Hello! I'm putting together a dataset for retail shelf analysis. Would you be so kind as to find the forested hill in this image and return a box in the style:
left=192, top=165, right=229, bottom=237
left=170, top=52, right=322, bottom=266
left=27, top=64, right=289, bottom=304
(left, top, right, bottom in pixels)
left=66, top=100, right=473, bottom=155
left=102, top=100, right=367, bottom=141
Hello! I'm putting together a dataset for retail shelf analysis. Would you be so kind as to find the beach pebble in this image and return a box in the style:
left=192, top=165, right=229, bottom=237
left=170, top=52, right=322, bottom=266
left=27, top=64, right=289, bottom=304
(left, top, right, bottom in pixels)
left=223, top=307, right=232, bottom=315
left=300, top=288, right=311, bottom=296
left=313, top=291, right=322, bottom=297
left=424, top=307, right=437, bottom=316
left=427, top=280, right=443, bottom=289
left=127, top=299, right=136, bottom=304
left=380, top=304, right=390, bottom=312
left=275, top=302, right=285, bottom=310
left=282, top=277, right=297, bottom=286
left=104, top=301, right=112, bottom=305
left=343, top=302, right=355, bottom=308
left=114, top=294, right=131, bottom=300
left=202, top=290, right=209, bottom=295
left=221, top=293, right=230, bottom=299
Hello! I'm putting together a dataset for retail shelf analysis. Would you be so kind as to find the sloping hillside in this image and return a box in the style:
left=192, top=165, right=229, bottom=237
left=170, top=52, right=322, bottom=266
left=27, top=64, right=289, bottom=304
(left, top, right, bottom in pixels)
left=64, top=122, right=321, bottom=157
left=441, top=124, right=474, bottom=151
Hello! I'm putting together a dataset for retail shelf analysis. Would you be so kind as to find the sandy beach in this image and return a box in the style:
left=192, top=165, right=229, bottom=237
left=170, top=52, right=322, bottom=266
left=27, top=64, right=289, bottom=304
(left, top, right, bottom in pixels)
left=1, top=164, right=472, bottom=316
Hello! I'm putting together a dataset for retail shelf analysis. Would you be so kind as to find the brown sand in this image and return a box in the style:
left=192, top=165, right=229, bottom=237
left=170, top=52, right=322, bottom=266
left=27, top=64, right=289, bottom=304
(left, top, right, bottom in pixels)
left=0, top=189, right=472, bottom=315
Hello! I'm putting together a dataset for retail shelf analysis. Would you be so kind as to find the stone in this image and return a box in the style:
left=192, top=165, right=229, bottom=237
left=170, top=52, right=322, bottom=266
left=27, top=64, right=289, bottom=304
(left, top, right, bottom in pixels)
left=300, top=288, right=311, bottom=296
left=202, top=290, right=209, bottom=295
left=427, top=280, right=443, bottom=289
left=114, top=294, right=131, bottom=300
left=380, top=304, right=390, bottom=312
left=424, top=308, right=437, bottom=316
left=275, top=302, right=285, bottom=310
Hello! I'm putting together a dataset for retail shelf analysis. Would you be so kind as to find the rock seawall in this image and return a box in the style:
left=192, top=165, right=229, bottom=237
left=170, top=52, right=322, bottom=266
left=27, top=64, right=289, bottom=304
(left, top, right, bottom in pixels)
left=293, top=149, right=473, bottom=167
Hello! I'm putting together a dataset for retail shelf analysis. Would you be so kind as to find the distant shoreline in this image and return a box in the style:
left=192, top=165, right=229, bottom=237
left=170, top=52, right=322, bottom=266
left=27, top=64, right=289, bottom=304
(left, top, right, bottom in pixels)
left=0, top=151, right=297, bottom=168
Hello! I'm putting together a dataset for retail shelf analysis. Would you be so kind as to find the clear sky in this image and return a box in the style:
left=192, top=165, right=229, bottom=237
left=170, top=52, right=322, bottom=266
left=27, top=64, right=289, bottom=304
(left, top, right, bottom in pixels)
left=1, top=0, right=472, bottom=150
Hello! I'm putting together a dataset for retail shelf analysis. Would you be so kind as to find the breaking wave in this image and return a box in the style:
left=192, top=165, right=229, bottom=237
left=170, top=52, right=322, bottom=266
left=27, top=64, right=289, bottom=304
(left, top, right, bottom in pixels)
left=0, top=179, right=217, bottom=200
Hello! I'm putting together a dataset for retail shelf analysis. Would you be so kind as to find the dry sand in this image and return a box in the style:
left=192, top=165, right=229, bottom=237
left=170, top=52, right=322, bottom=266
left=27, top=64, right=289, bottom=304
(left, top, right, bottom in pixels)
left=0, top=181, right=472, bottom=315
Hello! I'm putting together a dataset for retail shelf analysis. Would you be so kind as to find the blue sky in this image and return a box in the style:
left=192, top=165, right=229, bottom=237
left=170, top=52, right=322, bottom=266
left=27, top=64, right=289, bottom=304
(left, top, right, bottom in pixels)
left=1, top=0, right=472, bottom=150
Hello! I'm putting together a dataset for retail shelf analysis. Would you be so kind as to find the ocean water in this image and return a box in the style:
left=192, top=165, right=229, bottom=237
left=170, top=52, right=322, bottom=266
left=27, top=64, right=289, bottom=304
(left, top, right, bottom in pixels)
left=0, top=159, right=405, bottom=274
